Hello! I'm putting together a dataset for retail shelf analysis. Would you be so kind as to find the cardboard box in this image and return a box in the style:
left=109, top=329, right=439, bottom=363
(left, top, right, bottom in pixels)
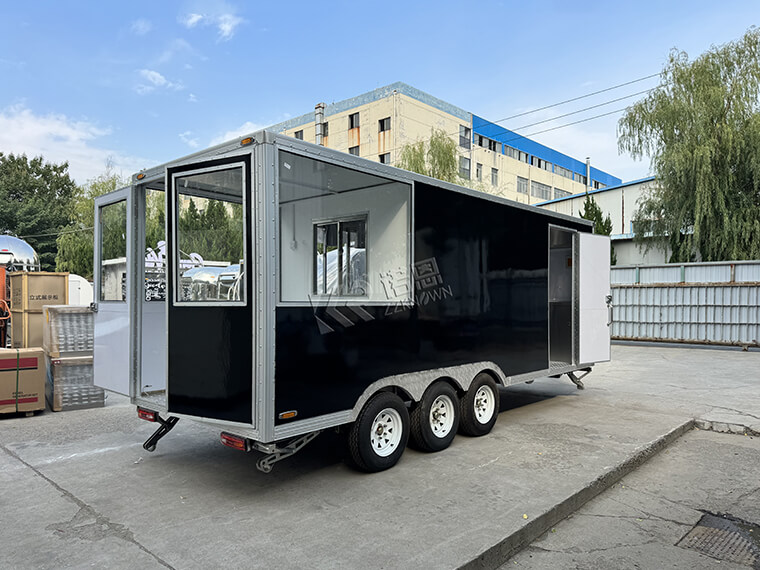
left=10, top=310, right=44, bottom=349
left=0, top=348, right=45, bottom=414
left=9, top=272, right=69, bottom=311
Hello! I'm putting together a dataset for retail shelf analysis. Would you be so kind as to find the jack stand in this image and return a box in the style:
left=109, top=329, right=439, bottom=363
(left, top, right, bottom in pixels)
left=143, top=414, right=179, bottom=452
left=567, top=368, right=592, bottom=390
left=254, top=431, right=321, bottom=473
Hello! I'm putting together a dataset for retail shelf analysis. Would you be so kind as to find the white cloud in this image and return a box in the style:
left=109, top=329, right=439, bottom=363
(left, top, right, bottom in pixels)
left=188, top=93, right=198, bottom=103
left=179, top=131, right=199, bottom=148
left=156, top=39, right=197, bottom=65
left=131, top=18, right=152, bottom=35
left=0, top=104, right=148, bottom=183
left=216, top=14, right=242, bottom=40
left=210, top=121, right=266, bottom=146
left=181, top=13, right=204, bottom=28
left=134, top=69, right=184, bottom=95
left=179, top=9, right=244, bottom=41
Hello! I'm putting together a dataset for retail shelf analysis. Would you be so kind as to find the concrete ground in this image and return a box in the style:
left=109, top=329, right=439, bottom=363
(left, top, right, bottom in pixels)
left=0, top=344, right=758, bottom=569
left=506, top=428, right=760, bottom=569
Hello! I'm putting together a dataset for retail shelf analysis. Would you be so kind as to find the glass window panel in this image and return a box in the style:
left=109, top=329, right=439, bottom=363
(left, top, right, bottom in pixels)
left=174, top=167, right=245, bottom=303
left=279, top=151, right=411, bottom=303
left=100, top=200, right=127, bottom=302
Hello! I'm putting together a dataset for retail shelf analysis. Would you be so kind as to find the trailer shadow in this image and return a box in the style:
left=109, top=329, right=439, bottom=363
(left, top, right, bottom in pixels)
left=499, top=376, right=579, bottom=412
left=139, top=377, right=581, bottom=493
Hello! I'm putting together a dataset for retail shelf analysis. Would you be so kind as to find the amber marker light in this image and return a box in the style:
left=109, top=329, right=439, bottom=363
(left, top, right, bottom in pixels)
left=240, top=137, right=253, bottom=146
left=278, top=411, right=298, bottom=420
left=136, top=173, right=146, bottom=180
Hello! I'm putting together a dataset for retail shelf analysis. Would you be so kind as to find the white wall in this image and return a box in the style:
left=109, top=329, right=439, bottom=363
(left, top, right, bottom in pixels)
left=280, top=183, right=410, bottom=302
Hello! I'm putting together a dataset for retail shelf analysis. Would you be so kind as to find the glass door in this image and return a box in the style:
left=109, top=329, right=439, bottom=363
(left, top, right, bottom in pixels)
left=93, top=187, right=132, bottom=395
left=166, top=157, right=253, bottom=423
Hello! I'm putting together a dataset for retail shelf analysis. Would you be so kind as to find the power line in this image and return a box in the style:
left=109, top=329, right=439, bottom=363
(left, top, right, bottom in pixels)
left=510, top=88, right=654, bottom=132
left=493, top=72, right=662, bottom=124
left=19, top=226, right=93, bottom=239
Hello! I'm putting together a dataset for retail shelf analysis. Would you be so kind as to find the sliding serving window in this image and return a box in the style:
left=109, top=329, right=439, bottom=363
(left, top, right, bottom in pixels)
left=279, top=151, right=411, bottom=304
left=314, top=215, right=368, bottom=296
left=173, top=165, right=246, bottom=305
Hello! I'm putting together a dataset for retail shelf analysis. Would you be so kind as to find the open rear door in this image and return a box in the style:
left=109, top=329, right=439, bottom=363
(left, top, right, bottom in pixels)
left=93, top=187, right=133, bottom=396
left=577, top=233, right=611, bottom=364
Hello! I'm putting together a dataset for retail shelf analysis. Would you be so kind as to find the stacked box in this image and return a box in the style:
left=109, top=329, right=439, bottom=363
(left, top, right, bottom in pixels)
left=9, top=272, right=69, bottom=348
left=0, top=348, right=46, bottom=414
left=43, top=305, right=94, bottom=357
left=42, top=305, right=104, bottom=411
left=46, top=355, right=105, bottom=411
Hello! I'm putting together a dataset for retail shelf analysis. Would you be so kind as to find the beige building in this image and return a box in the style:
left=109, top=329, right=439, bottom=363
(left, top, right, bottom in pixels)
left=536, top=177, right=668, bottom=265
left=270, top=82, right=621, bottom=205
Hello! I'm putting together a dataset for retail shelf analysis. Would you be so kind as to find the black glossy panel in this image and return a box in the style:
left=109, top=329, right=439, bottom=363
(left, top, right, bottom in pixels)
left=168, top=307, right=252, bottom=423
left=274, top=184, right=591, bottom=424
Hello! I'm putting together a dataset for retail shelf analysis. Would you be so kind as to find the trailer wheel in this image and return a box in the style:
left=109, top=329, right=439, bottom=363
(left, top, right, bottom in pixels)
left=459, top=373, right=500, bottom=437
left=410, top=382, right=459, bottom=452
left=347, top=392, right=409, bottom=472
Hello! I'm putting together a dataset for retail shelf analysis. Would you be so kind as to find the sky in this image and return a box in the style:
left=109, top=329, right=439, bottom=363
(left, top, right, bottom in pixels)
left=1, top=1, right=759, bottom=185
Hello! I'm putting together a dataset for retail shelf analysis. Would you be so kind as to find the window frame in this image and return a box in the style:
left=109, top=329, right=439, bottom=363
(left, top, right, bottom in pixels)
left=313, top=214, right=369, bottom=298
left=349, top=146, right=360, bottom=156
left=348, top=112, right=360, bottom=129
left=171, top=161, right=248, bottom=307
left=294, top=130, right=304, bottom=140
left=378, top=117, right=391, bottom=132
left=379, top=152, right=390, bottom=164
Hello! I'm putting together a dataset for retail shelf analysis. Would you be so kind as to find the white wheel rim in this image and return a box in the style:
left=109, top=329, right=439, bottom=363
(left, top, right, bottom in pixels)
left=473, top=385, right=495, bottom=425
left=429, top=394, right=455, bottom=438
left=370, top=407, right=403, bottom=457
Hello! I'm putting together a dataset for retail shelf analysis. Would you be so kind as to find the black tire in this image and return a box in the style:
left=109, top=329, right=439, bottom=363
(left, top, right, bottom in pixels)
left=459, top=373, right=500, bottom=437
left=410, top=382, right=460, bottom=452
left=347, top=392, right=409, bottom=473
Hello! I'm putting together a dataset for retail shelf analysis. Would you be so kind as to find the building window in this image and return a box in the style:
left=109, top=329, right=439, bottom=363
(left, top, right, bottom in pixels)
left=322, top=122, right=329, bottom=137
left=593, top=181, right=606, bottom=190
left=476, top=163, right=482, bottom=181
left=459, top=157, right=471, bottom=179
left=349, top=146, right=360, bottom=156
left=555, top=165, right=572, bottom=179
left=379, top=153, right=390, bottom=164
left=504, top=146, right=518, bottom=160
left=314, top=216, right=367, bottom=296
left=576, top=173, right=587, bottom=185
left=475, top=135, right=497, bottom=151
left=530, top=180, right=552, bottom=200
left=379, top=117, right=391, bottom=132
left=554, top=188, right=571, bottom=199
left=348, top=112, right=360, bottom=129
left=517, top=176, right=528, bottom=194
left=294, top=130, right=303, bottom=140
left=530, top=156, right=552, bottom=172
left=459, top=125, right=471, bottom=149
left=518, top=151, right=529, bottom=163
left=491, top=168, right=498, bottom=186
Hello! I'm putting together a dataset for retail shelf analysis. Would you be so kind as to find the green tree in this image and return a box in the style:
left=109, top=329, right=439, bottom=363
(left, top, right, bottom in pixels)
left=0, top=153, right=78, bottom=271
left=399, top=128, right=459, bottom=184
left=618, top=28, right=760, bottom=262
left=579, top=196, right=617, bottom=265
left=56, top=170, right=125, bottom=279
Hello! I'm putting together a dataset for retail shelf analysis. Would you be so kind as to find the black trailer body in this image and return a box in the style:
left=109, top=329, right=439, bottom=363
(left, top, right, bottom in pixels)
left=93, top=131, right=611, bottom=472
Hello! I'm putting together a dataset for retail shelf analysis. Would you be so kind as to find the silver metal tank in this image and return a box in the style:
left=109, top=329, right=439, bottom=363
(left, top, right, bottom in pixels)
left=0, top=234, right=41, bottom=271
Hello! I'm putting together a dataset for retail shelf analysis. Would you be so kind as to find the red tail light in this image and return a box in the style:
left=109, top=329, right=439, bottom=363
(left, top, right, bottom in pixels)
left=137, top=408, right=157, bottom=422
left=220, top=432, right=249, bottom=451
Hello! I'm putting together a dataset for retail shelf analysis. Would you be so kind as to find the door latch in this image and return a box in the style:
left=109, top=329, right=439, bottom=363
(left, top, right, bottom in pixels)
left=605, top=294, right=613, bottom=326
